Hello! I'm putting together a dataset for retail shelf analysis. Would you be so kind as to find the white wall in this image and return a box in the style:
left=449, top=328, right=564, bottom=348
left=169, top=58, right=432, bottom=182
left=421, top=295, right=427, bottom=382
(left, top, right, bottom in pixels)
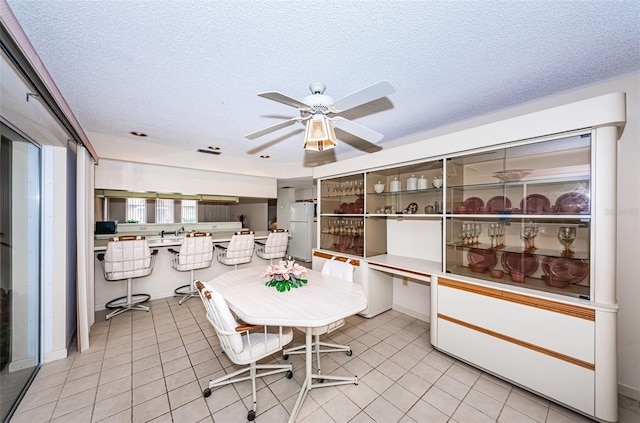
left=229, top=203, right=268, bottom=231
left=95, top=158, right=277, bottom=199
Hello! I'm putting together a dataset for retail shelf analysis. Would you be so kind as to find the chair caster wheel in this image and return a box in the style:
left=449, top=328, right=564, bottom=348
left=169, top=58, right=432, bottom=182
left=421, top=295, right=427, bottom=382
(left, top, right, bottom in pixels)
left=283, top=354, right=289, bottom=360
left=318, top=378, right=325, bottom=383
left=346, top=349, right=353, bottom=356
left=286, top=370, right=293, bottom=379
left=248, top=410, right=256, bottom=421
left=203, top=388, right=211, bottom=398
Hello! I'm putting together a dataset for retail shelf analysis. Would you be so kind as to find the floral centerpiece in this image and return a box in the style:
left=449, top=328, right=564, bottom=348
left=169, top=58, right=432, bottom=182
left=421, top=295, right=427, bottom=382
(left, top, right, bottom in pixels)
left=262, top=259, right=308, bottom=292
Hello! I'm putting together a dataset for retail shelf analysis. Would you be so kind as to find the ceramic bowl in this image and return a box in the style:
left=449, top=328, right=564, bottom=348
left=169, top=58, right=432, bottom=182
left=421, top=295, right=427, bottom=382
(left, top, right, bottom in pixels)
left=510, top=271, right=525, bottom=283
left=490, top=269, right=504, bottom=278
left=373, top=183, right=385, bottom=193
left=469, top=264, right=488, bottom=273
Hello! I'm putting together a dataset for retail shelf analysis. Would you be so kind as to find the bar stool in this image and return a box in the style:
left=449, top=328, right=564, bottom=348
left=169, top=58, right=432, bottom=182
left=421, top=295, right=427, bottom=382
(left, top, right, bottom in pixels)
left=215, top=230, right=254, bottom=270
left=169, top=232, right=213, bottom=304
left=98, top=236, right=158, bottom=320
left=255, top=229, right=289, bottom=264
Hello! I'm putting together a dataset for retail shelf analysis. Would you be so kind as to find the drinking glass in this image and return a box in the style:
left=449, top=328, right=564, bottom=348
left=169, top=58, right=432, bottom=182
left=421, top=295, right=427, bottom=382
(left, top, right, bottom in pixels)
left=557, top=226, right=577, bottom=256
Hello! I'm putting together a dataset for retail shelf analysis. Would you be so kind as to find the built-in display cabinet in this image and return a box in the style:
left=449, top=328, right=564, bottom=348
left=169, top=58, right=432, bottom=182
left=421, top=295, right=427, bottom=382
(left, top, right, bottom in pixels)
left=316, top=92, right=625, bottom=422
left=319, top=134, right=596, bottom=299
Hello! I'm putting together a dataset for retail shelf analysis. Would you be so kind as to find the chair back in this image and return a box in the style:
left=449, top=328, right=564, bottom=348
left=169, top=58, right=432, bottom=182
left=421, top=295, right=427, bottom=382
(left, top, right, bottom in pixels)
left=174, top=232, right=213, bottom=270
left=102, top=236, right=154, bottom=281
left=195, top=280, right=293, bottom=365
left=218, top=230, right=255, bottom=265
left=195, top=281, right=244, bottom=354
left=321, top=257, right=354, bottom=283
left=257, top=229, right=289, bottom=259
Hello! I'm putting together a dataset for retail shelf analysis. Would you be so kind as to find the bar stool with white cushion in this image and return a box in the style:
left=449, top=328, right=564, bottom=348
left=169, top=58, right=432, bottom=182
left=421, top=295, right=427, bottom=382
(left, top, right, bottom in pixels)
left=214, top=230, right=255, bottom=269
left=195, top=280, right=293, bottom=421
left=98, top=235, right=158, bottom=320
left=283, top=257, right=354, bottom=380
left=169, top=232, right=213, bottom=304
left=255, top=228, right=289, bottom=263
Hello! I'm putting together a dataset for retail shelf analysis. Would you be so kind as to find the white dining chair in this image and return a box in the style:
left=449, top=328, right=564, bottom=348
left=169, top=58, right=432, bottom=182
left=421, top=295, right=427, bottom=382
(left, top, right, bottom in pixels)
left=255, top=228, right=289, bottom=263
left=169, top=232, right=213, bottom=304
left=283, top=257, right=354, bottom=381
left=195, top=280, right=293, bottom=421
left=98, top=236, right=158, bottom=320
left=214, top=230, right=255, bottom=269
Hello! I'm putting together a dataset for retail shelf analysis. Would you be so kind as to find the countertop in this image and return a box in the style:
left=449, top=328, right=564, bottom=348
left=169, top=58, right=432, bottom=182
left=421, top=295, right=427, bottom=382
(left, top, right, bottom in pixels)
left=94, top=230, right=270, bottom=251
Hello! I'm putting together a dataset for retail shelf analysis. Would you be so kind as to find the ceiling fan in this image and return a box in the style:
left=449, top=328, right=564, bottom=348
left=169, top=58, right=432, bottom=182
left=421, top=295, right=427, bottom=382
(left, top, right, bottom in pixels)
left=245, top=80, right=395, bottom=151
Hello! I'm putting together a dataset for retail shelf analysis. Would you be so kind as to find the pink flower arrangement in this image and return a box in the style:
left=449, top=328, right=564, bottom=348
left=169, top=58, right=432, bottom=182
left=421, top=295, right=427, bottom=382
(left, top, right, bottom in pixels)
left=262, top=260, right=308, bottom=292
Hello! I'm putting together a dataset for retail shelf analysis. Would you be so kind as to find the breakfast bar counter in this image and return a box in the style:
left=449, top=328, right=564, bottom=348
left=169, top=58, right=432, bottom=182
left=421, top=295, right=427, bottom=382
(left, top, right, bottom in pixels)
left=93, top=230, right=271, bottom=311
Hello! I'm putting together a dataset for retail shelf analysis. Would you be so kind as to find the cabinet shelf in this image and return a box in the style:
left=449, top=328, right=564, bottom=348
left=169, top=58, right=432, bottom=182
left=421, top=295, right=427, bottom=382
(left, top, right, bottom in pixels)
left=367, top=187, right=442, bottom=196
left=447, top=174, right=590, bottom=191
left=447, top=242, right=590, bottom=261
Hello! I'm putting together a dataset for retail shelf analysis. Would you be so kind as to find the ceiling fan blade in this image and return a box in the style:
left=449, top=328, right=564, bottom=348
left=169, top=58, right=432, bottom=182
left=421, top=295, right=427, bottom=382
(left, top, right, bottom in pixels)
left=332, top=80, right=395, bottom=113
left=331, top=117, right=384, bottom=143
left=245, top=117, right=302, bottom=139
left=258, top=92, right=310, bottom=109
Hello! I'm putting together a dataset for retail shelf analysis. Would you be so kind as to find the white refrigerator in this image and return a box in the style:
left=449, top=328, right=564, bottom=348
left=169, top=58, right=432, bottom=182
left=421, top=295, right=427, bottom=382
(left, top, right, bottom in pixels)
left=288, top=202, right=316, bottom=262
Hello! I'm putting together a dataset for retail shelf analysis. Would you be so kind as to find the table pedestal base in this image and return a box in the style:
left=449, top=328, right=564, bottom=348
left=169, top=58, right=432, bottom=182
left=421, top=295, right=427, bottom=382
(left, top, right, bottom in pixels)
left=288, top=330, right=358, bottom=423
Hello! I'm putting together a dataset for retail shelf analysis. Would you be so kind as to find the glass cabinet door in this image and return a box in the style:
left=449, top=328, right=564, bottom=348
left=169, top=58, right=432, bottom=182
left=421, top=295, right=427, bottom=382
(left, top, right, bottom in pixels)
left=445, top=133, right=592, bottom=299
left=446, top=217, right=590, bottom=298
left=319, top=216, right=365, bottom=256
left=366, top=160, right=443, bottom=215
left=320, top=175, right=364, bottom=215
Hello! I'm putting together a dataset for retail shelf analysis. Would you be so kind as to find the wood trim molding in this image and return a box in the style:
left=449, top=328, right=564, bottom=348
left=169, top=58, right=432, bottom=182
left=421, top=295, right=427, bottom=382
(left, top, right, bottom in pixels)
left=439, top=277, right=594, bottom=321
left=313, top=251, right=360, bottom=266
left=438, top=313, right=595, bottom=371
left=369, top=262, right=431, bottom=280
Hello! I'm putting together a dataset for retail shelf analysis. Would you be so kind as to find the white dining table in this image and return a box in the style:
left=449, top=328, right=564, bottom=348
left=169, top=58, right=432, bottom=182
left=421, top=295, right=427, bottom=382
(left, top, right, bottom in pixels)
left=206, top=266, right=367, bottom=422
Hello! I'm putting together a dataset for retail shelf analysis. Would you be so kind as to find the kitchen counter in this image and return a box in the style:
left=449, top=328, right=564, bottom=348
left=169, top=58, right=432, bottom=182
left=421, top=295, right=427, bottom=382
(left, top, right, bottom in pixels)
left=93, top=230, right=275, bottom=311
left=93, top=230, right=270, bottom=251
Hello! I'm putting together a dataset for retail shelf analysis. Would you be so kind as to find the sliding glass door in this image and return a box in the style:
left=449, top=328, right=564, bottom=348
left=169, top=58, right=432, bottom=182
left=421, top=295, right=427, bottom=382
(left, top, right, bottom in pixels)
left=0, top=124, right=41, bottom=421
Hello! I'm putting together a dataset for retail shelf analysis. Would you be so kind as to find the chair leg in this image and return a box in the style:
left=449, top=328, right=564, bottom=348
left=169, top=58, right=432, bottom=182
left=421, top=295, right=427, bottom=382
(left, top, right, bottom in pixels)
left=174, top=269, right=199, bottom=304
left=283, top=336, right=352, bottom=374
left=105, top=278, right=150, bottom=320
left=203, top=361, right=292, bottom=420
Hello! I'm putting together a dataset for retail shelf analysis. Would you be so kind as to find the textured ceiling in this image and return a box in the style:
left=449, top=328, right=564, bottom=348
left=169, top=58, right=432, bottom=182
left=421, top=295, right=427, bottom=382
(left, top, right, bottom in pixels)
left=5, top=0, right=640, bottom=174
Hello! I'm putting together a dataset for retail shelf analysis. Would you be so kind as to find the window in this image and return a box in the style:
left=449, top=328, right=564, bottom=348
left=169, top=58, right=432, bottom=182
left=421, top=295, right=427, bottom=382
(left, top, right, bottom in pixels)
left=126, top=198, right=146, bottom=223
left=181, top=200, right=197, bottom=223
left=156, top=199, right=174, bottom=223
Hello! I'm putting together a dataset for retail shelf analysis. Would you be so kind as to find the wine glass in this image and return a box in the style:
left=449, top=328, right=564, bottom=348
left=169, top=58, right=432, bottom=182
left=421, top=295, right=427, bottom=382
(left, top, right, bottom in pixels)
left=558, top=226, right=577, bottom=257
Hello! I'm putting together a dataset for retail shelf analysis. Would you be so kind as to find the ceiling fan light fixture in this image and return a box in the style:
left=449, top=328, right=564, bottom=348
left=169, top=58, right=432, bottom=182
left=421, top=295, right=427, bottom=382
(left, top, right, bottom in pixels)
left=303, top=115, right=337, bottom=151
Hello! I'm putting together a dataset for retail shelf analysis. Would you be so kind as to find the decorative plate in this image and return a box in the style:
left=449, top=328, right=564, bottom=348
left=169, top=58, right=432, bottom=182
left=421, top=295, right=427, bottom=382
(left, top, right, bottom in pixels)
left=467, top=249, right=498, bottom=269
left=520, top=194, right=550, bottom=214
left=541, top=257, right=589, bottom=284
left=501, top=252, right=539, bottom=276
left=405, top=202, right=418, bottom=214
left=487, top=196, right=512, bottom=213
left=555, top=192, right=590, bottom=213
left=463, top=197, right=484, bottom=213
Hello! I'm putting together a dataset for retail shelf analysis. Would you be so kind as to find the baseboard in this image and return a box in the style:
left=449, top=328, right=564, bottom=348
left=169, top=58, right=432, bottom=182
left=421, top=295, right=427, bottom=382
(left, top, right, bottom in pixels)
left=8, top=356, right=37, bottom=373
left=618, top=382, right=640, bottom=402
left=392, top=304, right=430, bottom=323
left=44, top=348, right=67, bottom=363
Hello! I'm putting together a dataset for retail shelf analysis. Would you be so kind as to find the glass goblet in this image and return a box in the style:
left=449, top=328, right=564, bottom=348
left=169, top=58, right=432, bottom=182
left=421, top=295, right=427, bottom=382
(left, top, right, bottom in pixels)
left=557, top=226, right=577, bottom=257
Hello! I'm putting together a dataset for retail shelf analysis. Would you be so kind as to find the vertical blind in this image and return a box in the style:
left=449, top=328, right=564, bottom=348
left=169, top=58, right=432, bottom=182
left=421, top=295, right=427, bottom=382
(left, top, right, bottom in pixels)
left=181, top=200, right=197, bottom=223
left=156, top=199, right=174, bottom=223
left=126, top=198, right=146, bottom=223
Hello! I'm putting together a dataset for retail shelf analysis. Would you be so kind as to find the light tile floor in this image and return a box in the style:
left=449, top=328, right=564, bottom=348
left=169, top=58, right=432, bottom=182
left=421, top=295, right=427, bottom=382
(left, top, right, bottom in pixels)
left=11, top=297, right=640, bottom=423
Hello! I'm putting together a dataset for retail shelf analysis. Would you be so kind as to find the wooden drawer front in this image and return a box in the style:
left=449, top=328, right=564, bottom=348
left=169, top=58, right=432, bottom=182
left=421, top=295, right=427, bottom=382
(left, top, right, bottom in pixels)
left=437, top=281, right=595, bottom=365
left=437, top=319, right=595, bottom=415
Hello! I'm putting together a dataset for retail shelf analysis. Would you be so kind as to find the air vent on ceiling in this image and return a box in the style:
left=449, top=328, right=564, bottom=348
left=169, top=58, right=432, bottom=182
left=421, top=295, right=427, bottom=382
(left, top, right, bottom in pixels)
left=197, top=148, right=221, bottom=155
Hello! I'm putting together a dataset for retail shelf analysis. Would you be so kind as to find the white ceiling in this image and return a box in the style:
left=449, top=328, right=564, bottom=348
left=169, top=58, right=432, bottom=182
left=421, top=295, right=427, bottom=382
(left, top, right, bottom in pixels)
left=5, top=1, right=640, bottom=175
